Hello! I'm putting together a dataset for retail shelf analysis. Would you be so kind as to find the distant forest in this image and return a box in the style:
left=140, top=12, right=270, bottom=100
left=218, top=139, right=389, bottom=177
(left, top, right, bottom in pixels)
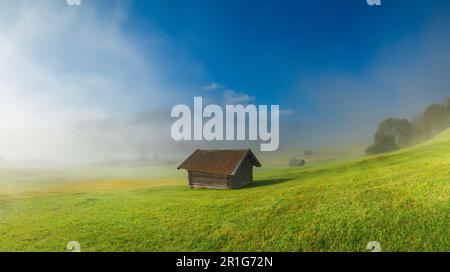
left=366, top=98, right=450, bottom=155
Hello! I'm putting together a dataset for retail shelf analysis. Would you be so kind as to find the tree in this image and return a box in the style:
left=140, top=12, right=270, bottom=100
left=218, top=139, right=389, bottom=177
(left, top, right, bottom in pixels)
left=366, top=118, right=414, bottom=155
left=367, top=98, right=450, bottom=155
left=418, top=104, right=444, bottom=136
left=442, top=97, right=450, bottom=128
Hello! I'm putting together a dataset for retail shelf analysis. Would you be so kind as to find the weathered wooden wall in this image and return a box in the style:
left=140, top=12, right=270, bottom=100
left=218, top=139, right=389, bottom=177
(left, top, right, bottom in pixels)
left=188, top=158, right=254, bottom=189
left=230, top=159, right=253, bottom=189
left=188, top=171, right=231, bottom=189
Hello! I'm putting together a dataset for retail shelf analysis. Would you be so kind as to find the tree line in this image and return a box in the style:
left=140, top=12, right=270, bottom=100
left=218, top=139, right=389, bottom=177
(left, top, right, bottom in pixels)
left=366, top=97, right=450, bottom=155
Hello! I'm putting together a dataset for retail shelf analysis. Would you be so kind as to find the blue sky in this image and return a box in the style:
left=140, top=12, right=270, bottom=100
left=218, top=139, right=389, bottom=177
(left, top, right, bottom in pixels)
left=125, top=0, right=450, bottom=146
left=121, top=0, right=450, bottom=105
left=1, top=0, right=450, bottom=161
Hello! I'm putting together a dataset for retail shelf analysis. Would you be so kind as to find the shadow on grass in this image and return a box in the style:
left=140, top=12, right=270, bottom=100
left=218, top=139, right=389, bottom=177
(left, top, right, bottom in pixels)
left=240, top=178, right=295, bottom=189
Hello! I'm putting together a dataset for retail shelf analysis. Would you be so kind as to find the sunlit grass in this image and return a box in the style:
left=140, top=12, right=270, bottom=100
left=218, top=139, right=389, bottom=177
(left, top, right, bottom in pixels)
left=0, top=130, right=449, bottom=252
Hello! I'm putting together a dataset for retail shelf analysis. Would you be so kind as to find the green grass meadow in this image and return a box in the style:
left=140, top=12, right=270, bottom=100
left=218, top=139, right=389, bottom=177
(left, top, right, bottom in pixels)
left=0, top=130, right=449, bottom=252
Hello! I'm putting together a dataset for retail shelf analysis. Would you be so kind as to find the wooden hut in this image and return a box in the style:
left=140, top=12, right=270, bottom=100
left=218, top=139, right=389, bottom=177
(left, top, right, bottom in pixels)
left=177, top=149, right=262, bottom=189
left=289, top=159, right=306, bottom=167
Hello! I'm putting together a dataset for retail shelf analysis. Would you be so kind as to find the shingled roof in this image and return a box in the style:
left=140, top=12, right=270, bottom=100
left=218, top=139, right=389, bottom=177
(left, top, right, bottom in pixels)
left=177, top=149, right=261, bottom=175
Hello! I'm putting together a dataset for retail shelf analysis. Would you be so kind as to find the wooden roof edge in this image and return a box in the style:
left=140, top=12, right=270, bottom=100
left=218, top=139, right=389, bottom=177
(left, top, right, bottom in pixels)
left=177, top=148, right=262, bottom=175
left=230, top=149, right=262, bottom=175
left=177, top=149, right=200, bottom=170
left=246, top=149, right=262, bottom=167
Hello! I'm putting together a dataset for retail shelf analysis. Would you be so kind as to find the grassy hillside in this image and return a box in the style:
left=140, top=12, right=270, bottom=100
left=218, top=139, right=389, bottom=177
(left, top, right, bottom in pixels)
left=0, top=130, right=449, bottom=252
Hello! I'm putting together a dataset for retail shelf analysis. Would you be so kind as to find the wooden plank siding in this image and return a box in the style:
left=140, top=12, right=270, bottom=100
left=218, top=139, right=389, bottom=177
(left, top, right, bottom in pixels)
left=188, top=161, right=253, bottom=189
left=188, top=171, right=230, bottom=189
left=230, top=159, right=253, bottom=189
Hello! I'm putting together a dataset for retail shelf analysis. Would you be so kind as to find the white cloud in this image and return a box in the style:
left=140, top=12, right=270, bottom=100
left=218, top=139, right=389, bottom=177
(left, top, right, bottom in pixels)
left=201, top=82, right=256, bottom=105
left=223, top=89, right=255, bottom=104
left=203, top=82, right=221, bottom=91
left=0, top=1, right=191, bottom=163
left=280, top=109, right=295, bottom=116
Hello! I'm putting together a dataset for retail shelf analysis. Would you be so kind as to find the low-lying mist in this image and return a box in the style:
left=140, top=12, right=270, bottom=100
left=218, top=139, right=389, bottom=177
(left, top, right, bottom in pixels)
left=1, top=1, right=450, bottom=166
